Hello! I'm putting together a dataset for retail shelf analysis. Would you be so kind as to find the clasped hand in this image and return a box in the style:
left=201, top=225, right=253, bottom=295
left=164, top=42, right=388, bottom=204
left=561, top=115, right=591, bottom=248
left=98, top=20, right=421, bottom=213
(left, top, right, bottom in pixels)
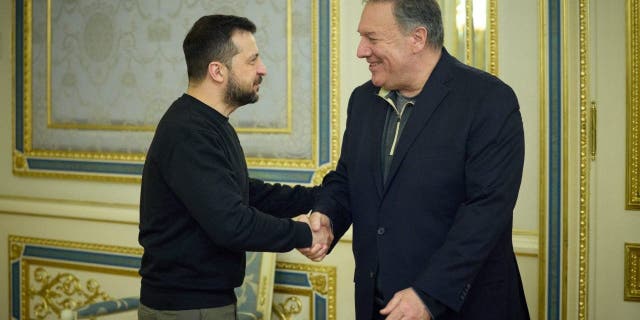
left=295, top=211, right=333, bottom=261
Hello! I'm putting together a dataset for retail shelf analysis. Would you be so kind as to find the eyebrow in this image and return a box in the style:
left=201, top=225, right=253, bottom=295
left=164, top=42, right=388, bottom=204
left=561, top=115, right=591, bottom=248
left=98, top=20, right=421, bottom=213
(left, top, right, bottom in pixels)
left=359, top=31, right=377, bottom=37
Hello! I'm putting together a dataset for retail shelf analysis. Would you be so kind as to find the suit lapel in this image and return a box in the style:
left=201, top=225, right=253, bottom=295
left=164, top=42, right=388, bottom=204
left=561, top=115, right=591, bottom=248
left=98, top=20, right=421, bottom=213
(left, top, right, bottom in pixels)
left=382, top=51, right=454, bottom=194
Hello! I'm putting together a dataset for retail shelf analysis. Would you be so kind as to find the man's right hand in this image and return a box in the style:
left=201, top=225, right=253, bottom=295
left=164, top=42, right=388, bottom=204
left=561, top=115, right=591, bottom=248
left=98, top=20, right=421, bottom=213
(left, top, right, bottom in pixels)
left=295, top=212, right=333, bottom=261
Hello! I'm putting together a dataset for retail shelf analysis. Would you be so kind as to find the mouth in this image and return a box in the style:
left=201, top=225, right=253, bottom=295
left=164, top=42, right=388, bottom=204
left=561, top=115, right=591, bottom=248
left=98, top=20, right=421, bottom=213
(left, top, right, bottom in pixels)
left=253, top=77, right=263, bottom=90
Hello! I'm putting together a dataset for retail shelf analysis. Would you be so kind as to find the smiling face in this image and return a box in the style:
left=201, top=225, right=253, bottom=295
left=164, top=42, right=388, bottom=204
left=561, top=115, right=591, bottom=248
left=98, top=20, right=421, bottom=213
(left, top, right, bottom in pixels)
left=356, top=1, right=416, bottom=91
left=224, top=30, right=267, bottom=107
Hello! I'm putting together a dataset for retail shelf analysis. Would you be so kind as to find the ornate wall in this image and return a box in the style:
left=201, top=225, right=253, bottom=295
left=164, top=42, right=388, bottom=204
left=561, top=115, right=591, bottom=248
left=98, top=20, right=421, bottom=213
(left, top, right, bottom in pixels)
left=0, top=0, right=554, bottom=319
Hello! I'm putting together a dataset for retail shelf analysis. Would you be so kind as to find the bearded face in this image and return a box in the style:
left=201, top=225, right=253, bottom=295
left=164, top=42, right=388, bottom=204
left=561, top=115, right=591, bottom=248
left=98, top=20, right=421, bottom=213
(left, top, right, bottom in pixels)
left=224, top=70, right=263, bottom=108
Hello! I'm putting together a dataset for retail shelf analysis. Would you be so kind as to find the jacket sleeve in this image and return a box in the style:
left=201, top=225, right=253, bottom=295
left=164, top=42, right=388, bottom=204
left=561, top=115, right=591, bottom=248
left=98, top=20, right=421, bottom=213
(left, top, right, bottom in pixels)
left=163, top=129, right=312, bottom=252
left=312, top=90, right=358, bottom=245
left=413, top=83, right=525, bottom=312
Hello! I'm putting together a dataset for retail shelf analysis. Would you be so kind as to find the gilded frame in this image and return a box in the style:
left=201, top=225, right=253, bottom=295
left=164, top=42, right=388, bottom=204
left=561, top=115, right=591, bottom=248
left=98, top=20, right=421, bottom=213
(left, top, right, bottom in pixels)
left=9, top=235, right=143, bottom=320
left=625, top=242, right=640, bottom=301
left=627, top=0, right=640, bottom=209
left=12, top=0, right=340, bottom=184
left=272, top=261, right=336, bottom=320
left=8, top=235, right=278, bottom=320
left=438, top=0, right=499, bottom=76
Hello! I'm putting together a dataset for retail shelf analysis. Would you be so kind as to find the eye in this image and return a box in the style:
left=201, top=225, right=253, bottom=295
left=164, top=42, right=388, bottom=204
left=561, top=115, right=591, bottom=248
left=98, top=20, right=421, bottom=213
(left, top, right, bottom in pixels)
left=365, top=35, right=378, bottom=43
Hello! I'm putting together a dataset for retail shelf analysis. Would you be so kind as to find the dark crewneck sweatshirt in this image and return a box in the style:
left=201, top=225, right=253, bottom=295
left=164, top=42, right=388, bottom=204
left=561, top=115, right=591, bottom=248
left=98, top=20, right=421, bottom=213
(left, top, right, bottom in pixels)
left=139, top=94, right=314, bottom=310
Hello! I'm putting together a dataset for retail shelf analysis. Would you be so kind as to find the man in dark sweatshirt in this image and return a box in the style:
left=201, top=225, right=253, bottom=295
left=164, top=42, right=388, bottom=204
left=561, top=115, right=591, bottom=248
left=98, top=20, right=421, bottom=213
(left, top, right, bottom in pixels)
left=138, top=14, right=333, bottom=319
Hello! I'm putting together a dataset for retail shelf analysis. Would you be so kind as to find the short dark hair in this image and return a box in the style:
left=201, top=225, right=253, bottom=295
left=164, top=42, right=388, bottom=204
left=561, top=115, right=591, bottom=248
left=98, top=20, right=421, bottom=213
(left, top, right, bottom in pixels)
left=182, top=15, right=257, bottom=82
left=365, top=0, right=444, bottom=48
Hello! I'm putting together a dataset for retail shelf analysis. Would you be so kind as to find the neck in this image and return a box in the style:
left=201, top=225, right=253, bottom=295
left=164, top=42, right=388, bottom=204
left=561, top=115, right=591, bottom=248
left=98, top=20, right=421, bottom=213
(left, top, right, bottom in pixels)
left=186, top=82, right=236, bottom=117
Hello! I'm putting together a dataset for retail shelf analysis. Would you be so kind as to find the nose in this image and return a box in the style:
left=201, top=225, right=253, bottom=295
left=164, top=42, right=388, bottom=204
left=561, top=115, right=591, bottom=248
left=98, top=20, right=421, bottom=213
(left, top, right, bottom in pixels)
left=257, top=59, right=267, bottom=76
left=356, top=38, right=371, bottom=59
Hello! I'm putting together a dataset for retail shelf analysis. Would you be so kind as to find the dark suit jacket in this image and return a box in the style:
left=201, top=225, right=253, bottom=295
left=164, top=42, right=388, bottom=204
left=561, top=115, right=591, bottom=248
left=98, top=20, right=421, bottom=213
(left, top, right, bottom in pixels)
left=315, top=49, right=529, bottom=319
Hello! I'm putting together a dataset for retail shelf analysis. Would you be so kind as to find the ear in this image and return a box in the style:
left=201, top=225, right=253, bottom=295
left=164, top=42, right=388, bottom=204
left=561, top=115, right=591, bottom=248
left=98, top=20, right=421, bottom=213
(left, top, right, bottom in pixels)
left=410, top=26, right=428, bottom=52
left=208, top=62, right=226, bottom=83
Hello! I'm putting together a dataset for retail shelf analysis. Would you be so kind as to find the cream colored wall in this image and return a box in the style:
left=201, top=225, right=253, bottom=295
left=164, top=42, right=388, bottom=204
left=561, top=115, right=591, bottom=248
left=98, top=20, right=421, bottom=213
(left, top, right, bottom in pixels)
left=0, top=0, right=542, bottom=319
left=498, top=0, right=543, bottom=318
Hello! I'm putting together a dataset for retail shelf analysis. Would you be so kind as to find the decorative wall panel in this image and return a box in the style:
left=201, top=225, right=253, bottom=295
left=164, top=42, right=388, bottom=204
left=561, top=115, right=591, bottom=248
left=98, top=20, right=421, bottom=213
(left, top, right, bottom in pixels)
left=625, top=243, right=640, bottom=301
left=9, top=235, right=276, bottom=320
left=272, top=261, right=336, bottom=320
left=9, top=235, right=142, bottom=320
left=627, top=0, right=640, bottom=209
left=13, top=0, right=340, bottom=183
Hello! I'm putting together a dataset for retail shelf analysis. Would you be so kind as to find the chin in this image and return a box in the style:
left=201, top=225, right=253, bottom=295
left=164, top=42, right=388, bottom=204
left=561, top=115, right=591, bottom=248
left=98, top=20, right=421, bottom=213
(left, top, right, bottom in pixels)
left=371, top=78, right=385, bottom=88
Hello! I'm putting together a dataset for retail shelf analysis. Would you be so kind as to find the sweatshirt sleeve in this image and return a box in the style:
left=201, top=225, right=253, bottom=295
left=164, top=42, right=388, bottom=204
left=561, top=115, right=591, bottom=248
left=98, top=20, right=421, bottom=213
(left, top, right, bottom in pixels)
left=163, top=129, right=312, bottom=252
left=249, top=178, right=320, bottom=218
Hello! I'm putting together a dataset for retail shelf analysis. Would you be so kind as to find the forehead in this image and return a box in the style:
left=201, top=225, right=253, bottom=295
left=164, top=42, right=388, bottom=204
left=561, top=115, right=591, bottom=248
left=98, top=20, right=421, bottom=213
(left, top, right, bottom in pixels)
left=358, top=2, right=400, bottom=35
left=230, top=30, right=258, bottom=56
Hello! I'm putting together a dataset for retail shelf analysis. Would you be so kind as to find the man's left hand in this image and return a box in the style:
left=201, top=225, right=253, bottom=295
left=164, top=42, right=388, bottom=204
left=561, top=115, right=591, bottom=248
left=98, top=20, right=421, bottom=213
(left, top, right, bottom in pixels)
left=379, top=288, right=431, bottom=320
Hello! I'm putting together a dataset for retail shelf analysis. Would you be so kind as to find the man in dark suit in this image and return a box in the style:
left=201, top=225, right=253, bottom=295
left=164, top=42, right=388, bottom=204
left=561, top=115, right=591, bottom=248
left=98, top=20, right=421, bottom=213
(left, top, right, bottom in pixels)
left=303, top=0, right=530, bottom=319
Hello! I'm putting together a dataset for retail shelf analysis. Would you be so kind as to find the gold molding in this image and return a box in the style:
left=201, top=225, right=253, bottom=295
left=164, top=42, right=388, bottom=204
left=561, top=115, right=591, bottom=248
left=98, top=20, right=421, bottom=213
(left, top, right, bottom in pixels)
left=488, top=0, right=499, bottom=76
left=625, top=243, right=640, bottom=301
left=21, top=258, right=139, bottom=319
left=273, top=287, right=313, bottom=320
left=13, top=150, right=27, bottom=171
left=464, top=0, right=473, bottom=66
left=8, top=235, right=143, bottom=256
left=9, top=236, right=141, bottom=319
left=22, top=0, right=33, bottom=154
left=462, top=0, right=499, bottom=75
left=627, top=0, right=640, bottom=209
left=309, top=273, right=330, bottom=295
left=246, top=158, right=316, bottom=169
left=10, top=242, right=24, bottom=261
left=26, top=264, right=112, bottom=319
left=578, top=0, right=590, bottom=318
left=311, top=164, right=335, bottom=185
left=272, top=296, right=303, bottom=320
left=330, top=0, right=341, bottom=169
left=538, top=0, right=548, bottom=318
left=275, top=261, right=336, bottom=320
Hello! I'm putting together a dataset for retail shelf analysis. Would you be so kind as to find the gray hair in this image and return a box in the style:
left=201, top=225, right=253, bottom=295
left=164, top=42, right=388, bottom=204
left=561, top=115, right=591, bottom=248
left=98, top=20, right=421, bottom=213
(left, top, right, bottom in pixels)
left=365, top=0, right=444, bottom=48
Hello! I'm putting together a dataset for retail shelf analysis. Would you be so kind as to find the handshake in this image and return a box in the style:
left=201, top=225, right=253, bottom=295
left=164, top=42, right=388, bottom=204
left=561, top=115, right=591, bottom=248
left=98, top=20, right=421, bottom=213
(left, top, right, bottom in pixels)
left=295, top=211, right=334, bottom=262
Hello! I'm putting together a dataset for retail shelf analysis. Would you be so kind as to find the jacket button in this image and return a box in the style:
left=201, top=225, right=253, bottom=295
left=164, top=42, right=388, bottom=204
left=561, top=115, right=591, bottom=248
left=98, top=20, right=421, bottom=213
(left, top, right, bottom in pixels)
left=377, top=227, right=385, bottom=235
left=369, top=271, right=375, bottom=278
